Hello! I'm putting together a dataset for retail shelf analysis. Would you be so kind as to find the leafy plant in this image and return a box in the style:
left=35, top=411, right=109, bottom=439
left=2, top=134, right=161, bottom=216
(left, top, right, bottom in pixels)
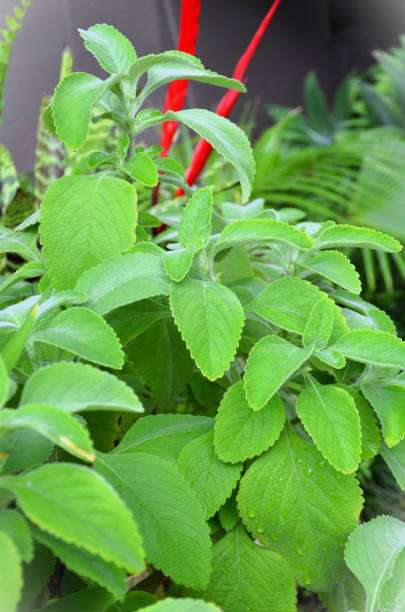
left=1, top=17, right=405, bottom=612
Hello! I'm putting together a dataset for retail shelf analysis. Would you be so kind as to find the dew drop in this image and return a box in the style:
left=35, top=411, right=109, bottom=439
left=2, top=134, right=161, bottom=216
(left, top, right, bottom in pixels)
left=307, top=468, right=313, bottom=475
left=248, top=510, right=256, bottom=519
left=303, top=577, right=312, bottom=586
left=257, top=526, right=264, bottom=533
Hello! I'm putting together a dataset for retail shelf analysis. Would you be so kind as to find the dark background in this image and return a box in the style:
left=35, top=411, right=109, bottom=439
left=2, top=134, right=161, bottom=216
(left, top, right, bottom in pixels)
left=1, top=0, right=405, bottom=171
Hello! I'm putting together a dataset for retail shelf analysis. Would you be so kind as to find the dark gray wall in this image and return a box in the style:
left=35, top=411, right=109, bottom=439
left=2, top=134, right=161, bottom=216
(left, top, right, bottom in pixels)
left=1, top=0, right=405, bottom=171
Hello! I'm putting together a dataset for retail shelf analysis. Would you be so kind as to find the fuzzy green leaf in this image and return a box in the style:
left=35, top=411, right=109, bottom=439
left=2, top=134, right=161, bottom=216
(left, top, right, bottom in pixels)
left=40, top=175, right=137, bottom=289
left=344, top=388, right=381, bottom=461
left=123, top=152, right=158, bottom=187
left=314, top=224, right=401, bottom=253
left=296, top=379, right=361, bottom=473
left=0, top=355, right=8, bottom=408
left=303, top=296, right=335, bottom=349
left=95, top=452, right=212, bottom=589
left=244, top=336, right=312, bottom=410
left=114, top=414, right=213, bottom=462
left=32, top=307, right=124, bottom=369
left=177, top=431, right=242, bottom=519
left=238, top=427, right=363, bottom=592
left=0, top=404, right=95, bottom=462
left=214, top=218, right=312, bottom=255
left=76, top=252, right=170, bottom=315
left=179, top=188, right=213, bottom=251
left=302, top=250, right=362, bottom=294
left=163, top=247, right=194, bottom=283
left=33, top=528, right=126, bottom=599
left=0, top=532, right=22, bottom=612
left=214, top=381, right=285, bottom=463
left=381, top=440, right=405, bottom=491
left=0, top=226, right=40, bottom=261
left=345, top=515, right=405, bottom=612
left=201, top=525, right=296, bottom=612
left=140, top=599, right=220, bottom=612
left=170, top=279, right=244, bottom=381
left=335, top=329, right=405, bottom=369
left=79, top=24, right=136, bottom=74
left=167, top=109, right=255, bottom=203
left=0, top=509, right=33, bottom=562
left=52, top=73, right=105, bottom=149
left=20, top=362, right=143, bottom=413
left=0, top=463, right=145, bottom=574
left=361, top=382, right=405, bottom=447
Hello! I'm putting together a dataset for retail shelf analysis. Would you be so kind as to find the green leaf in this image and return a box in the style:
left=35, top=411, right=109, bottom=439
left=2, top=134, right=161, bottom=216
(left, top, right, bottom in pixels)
left=214, top=381, right=285, bottom=463
left=20, top=362, right=143, bottom=413
left=379, top=547, right=405, bottom=612
left=238, top=427, right=363, bottom=592
left=381, top=440, right=405, bottom=491
left=95, top=452, right=212, bottom=589
left=214, top=219, right=312, bottom=255
left=0, top=261, right=45, bottom=295
left=320, top=571, right=366, bottom=612
left=126, top=318, right=193, bottom=407
left=0, top=509, right=33, bottom=562
left=76, top=252, right=170, bottom=315
left=0, top=404, right=95, bottom=462
left=201, top=525, right=296, bottom=612
left=170, top=279, right=244, bottom=381
left=0, top=355, right=8, bottom=408
left=32, top=307, right=124, bottom=369
left=163, top=247, right=194, bottom=283
left=79, top=24, right=136, bottom=74
left=107, top=591, right=157, bottom=611
left=244, top=336, right=312, bottom=410
left=248, top=276, right=325, bottom=335
left=0, top=429, right=53, bottom=474
left=114, top=414, right=213, bottom=462
left=129, top=50, right=202, bottom=82
left=52, top=73, right=105, bottom=149
left=314, top=347, right=346, bottom=370
left=335, top=329, right=405, bottom=369
left=361, top=382, right=405, bottom=447
left=167, top=109, right=255, bottom=203
left=37, top=586, right=115, bottom=612
left=123, top=153, right=158, bottom=187
left=33, top=528, right=126, bottom=599
left=303, top=295, right=335, bottom=349
left=0, top=531, right=22, bottom=612
left=179, top=187, right=213, bottom=251
left=177, top=431, right=242, bottom=519
left=345, top=515, right=405, bottom=612
left=0, top=226, right=40, bottom=261
left=314, top=224, right=401, bottom=253
left=302, top=250, right=361, bottom=294
left=344, top=388, right=381, bottom=461
left=1, top=302, right=38, bottom=371
left=40, top=175, right=137, bottom=289
left=0, top=463, right=145, bottom=574
left=296, top=379, right=361, bottom=473
left=139, top=599, right=220, bottom=612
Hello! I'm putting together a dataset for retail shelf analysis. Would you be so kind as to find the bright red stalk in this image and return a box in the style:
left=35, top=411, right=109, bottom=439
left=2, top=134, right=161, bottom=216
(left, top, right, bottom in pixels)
left=160, top=0, right=201, bottom=156
left=180, top=0, right=282, bottom=193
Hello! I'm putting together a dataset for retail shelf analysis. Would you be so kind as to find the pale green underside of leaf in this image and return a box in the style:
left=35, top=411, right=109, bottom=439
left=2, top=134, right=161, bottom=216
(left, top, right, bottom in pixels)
left=361, top=382, right=405, bottom=448
left=114, top=414, right=213, bottom=462
left=244, top=335, right=313, bottom=410
left=303, top=296, right=335, bottom=349
left=95, top=452, right=212, bottom=589
left=32, top=307, right=124, bottom=369
left=79, top=23, right=137, bottom=74
left=1, top=463, right=145, bottom=574
left=335, top=329, right=405, bottom=369
left=0, top=531, right=22, bottom=612
left=0, top=354, right=8, bottom=408
left=214, top=218, right=312, bottom=255
left=20, top=361, right=143, bottom=413
left=33, top=527, right=126, bottom=599
left=345, top=515, right=405, bottom=612
left=0, top=509, right=33, bottom=563
left=123, top=152, right=158, bottom=187
left=200, top=525, right=296, bottom=612
left=296, top=381, right=361, bottom=473
left=40, top=175, right=137, bottom=289
left=314, top=224, right=401, bottom=253
left=167, top=109, right=255, bottom=203
left=214, top=381, right=285, bottom=463
left=141, top=598, right=221, bottom=612
left=0, top=404, right=95, bottom=462
left=163, top=247, right=194, bottom=283
left=0, top=226, right=40, bottom=261
left=177, top=431, right=242, bottom=519
left=179, top=188, right=213, bottom=251
left=381, top=440, right=405, bottom=491
left=76, top=251, right=170, bottom=315
left=238, top=427, right=363, bottom=592
left=302, top=249, right=362, bottom=294
left=170, top=279, right=245, bottom=381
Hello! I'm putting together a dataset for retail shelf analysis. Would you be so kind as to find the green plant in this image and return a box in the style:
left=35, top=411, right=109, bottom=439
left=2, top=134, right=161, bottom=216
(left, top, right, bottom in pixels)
left=1, top=20, right=405, bottom=612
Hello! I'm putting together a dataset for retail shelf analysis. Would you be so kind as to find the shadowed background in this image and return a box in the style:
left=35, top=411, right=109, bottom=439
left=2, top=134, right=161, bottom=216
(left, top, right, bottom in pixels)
left=1, top=0, right=405, bottom=171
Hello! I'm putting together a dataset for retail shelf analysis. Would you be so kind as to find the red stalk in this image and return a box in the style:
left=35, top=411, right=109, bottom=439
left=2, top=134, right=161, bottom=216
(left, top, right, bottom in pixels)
left=179, top=0, right=282, bottom=194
